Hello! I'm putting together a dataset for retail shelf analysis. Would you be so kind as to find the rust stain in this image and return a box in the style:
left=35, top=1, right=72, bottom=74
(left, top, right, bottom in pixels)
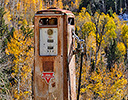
left=35, top=74, right=48, bottom=96
left=51, top=82, right=56, bottom=87
left=41, top=57, right=55, bottom=61
left=43, top=61, right=54, bottom=72
left=36, top=8, right=74, bottom=16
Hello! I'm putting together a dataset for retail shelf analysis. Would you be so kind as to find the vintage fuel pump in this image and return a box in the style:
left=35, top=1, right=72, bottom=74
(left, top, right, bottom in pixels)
left=34, top=8, right=76, bottom=100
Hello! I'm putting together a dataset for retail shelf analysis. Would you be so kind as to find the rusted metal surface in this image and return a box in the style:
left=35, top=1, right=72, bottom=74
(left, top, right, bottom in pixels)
left=43, top=61, right=54, bottom=71
left=67, top=21, right=76, bottom=100
left=34, top=8, right=76, bottom=100
left=36, top=8, right=73, bottom=15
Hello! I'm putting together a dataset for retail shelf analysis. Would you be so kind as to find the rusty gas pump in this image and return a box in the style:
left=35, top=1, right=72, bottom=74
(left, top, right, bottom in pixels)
left=34, top=8, right=76, bottom=100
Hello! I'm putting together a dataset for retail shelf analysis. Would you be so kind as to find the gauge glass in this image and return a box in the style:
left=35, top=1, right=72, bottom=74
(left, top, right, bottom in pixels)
left=47, top=29, right=53, bottom=35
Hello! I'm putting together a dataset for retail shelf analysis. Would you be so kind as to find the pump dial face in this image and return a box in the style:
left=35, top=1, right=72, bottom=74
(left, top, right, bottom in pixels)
left=47, top=29, right=53, bottom=35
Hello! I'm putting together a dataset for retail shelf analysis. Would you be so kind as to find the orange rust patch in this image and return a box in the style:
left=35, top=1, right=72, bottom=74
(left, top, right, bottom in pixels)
left=36, top=75, right=48, bottom=96
left=51, top=82, right=56, bottom=87
left=43, top=61, right=54, bottom=72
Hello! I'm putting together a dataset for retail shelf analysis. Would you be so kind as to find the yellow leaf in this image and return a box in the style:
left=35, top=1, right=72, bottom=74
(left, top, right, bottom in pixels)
left=24, top=91, right=29, bottom=94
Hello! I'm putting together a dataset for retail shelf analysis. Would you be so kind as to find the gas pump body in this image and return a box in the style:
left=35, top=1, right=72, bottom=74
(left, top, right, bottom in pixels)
left=34, top=8, right=76, bottom=100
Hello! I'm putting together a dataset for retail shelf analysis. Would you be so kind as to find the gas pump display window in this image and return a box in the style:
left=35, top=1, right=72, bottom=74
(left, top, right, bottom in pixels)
left=39, top=18, right=57, bottom=25
left=68, top=18, right=74, bottom=25
left=39, top=28, right=58, bottom=56
left=47, top=39, right=54, bottom=43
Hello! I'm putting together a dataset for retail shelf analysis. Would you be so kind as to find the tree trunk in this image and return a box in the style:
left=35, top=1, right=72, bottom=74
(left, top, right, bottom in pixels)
left=102, top=0, right=106, bottom=12
left=95, top=51, right=98, bottom=69
left=124, top=0, right=127, bottom=8
left=2, top=0, right=4, bottom=7
left=18, top=67, right=20, bottom=94
left=120, top=0, right=122, bottom=9
left=115, top=0, right=117, bottom=13
left=125, top=47, right=128, bottom=72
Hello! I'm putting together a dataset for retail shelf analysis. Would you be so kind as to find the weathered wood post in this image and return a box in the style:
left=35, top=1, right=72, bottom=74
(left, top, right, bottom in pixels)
left=34, top=8, right=76, bottom=100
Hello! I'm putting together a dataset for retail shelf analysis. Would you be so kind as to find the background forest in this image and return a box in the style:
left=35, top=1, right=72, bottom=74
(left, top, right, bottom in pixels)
left=0, top=0, right=128, bottom=100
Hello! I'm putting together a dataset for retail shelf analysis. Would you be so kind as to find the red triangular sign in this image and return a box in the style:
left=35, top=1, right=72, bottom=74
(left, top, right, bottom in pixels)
left=42, top=72, right=54, bottom=84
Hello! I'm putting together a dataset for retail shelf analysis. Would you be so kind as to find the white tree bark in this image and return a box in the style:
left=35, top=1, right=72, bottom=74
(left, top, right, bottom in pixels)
left=115, top=0, right=117, bottom=13
left=120, top=0, right=122, bottom=9
left=124, top=0, right=127, bottom=8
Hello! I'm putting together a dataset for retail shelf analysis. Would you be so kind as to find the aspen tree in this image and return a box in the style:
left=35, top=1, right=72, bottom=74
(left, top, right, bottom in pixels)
left=0, top=6, right=10, bottom=64
left=53, top=0, right=57, bottom=7
left=58, top=0, right=63, bottom=9
left=121, top=24, right=128, bottom=64
left=74, top=0, right=79, bottom=9
left=75, top=8, right=127, bottom=99
left=39, top=0, right=43, bottom=10
left=6, top=21, right=34, bottom=99
left=80, top=64, right=127, bottom=99
left=0, top=6, right=15, bottom=100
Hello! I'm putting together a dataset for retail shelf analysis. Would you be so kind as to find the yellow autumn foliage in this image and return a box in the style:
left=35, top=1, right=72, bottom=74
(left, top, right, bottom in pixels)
left=3, top=8, right=11, bottom=24
left=75, top=7, right=91, bottom=33
left=82, top=22, right=96, bottom=35
left=74, top=0, right=80, bottom=9
left=121, top=24, right=128, bottom=47
left=117, top=42, right=126, bottom=55
left=6, top=29, right=33, bottom=99
left=2, top=0, right=128, bottom=99
left=80, top=64, right=127, bottom=99
left=58, top=0, right=63, bottom=9
left=75, top=10, right=127, bottom=99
